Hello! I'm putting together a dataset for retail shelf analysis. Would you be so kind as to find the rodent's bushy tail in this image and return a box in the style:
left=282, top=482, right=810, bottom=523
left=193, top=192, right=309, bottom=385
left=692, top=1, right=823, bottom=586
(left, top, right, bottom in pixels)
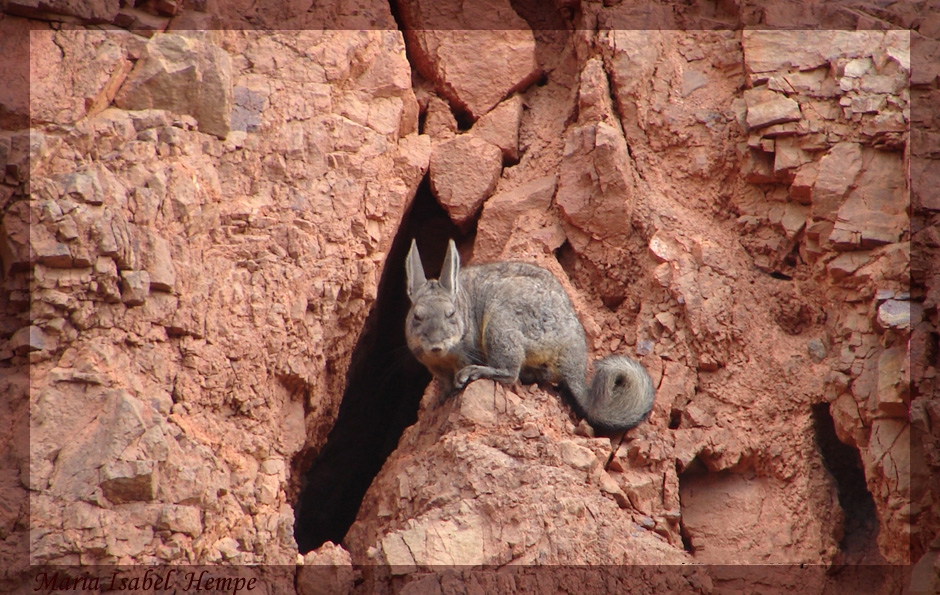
left=584, top=355, right=656, bottom=434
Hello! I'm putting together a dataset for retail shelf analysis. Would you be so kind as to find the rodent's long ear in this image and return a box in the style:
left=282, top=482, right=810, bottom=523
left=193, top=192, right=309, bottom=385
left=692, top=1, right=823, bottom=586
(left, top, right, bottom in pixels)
left=405, top=239, right=427, bottom=301
left=439, top=239, right=460, bottom=296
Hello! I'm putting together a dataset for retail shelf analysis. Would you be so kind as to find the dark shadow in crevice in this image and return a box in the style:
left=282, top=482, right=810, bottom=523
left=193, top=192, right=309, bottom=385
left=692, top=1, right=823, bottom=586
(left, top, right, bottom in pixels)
left=677, top=456, right=707, bottom=555
left=553, top=239, right=575, bottom=274
left=293, top=179, right=466, bottom=554
left=680, top=524, right=695, bottom=555
left=811, top=402, right=885, bottom=565
left=386, top=0, right=406, bottom=32
left=509, top=0, right=574, bottom=31
left=668, top=409, right=682, bottom=430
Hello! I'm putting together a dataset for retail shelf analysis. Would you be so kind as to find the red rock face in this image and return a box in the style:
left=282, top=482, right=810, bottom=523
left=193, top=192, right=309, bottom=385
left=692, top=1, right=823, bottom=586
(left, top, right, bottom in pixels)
left=2, top=2, right=935, bottom=594
left=14, top=25, right=428, bottom=568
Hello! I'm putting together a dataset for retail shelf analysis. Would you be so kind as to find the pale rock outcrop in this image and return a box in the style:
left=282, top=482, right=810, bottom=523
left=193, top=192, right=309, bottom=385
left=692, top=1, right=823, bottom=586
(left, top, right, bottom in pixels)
left=115, top=33, right=233, bottom=139
left=345, top=380, right=690, bottom=578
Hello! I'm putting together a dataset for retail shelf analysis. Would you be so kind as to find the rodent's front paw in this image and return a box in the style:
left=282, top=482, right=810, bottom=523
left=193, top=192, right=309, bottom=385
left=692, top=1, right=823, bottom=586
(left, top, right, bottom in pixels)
left=454, top=371, right=470, bottom=390
left=454, top=366, right=480, bottom=389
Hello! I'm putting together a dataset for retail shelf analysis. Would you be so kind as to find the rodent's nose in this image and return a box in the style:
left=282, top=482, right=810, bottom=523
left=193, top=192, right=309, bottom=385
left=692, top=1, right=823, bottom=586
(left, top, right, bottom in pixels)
left=430, top=346, right=443, bottom=354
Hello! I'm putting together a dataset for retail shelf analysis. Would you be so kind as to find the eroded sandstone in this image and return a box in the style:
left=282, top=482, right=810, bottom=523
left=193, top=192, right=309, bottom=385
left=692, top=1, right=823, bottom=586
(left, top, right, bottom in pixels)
left=1, top=3, right=932, bottom=595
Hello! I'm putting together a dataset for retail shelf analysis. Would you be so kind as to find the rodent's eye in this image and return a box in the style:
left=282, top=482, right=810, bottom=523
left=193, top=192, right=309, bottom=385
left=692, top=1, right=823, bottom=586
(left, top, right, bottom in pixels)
left=413, top=311, right=424, bottom=322
left=445, top=308, right=456, bottom=319
left=613, top=375, right=625, bottom=387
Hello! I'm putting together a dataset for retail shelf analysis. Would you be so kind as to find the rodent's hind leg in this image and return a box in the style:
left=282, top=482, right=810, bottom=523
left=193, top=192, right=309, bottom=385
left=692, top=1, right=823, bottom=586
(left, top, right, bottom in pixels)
left=519, top=364, right=553, bottom=386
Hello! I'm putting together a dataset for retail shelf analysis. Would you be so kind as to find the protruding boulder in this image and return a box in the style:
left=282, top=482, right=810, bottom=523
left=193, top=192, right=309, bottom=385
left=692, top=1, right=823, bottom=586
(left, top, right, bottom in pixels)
left=428, top=135, right=502, bottom=230
left=120, top=270, right=151, bottom=306
left=297, top=542, right=356, bottom=595
left=115, top=33, right=233, bottom=139
left=140, top=231, right=176, bottom=292
left=397, top=0, right=540, bottom=121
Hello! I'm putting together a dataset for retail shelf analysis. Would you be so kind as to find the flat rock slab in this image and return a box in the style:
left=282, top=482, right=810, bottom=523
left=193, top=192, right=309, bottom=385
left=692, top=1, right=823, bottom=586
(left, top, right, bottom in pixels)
left=746, top=97, right=802, bottom=130
left=742, top=30, right=881, bottom=74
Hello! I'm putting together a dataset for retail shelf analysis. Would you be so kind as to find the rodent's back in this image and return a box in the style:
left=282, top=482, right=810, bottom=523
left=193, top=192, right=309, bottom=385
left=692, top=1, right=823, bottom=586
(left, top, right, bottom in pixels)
left=461, top=263, right=586, bottom=339
left=460, top=262, right=588, bottom=382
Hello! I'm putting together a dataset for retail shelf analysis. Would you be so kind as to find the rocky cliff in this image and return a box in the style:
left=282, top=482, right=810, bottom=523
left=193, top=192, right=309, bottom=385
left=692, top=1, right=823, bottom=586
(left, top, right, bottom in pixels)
left=1, top=1, right=936, bottom=594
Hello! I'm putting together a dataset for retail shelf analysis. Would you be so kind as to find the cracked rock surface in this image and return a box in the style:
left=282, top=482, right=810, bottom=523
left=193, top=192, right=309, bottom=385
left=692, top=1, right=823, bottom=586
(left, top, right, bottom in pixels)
left=1, top=2, right=934, bottom=594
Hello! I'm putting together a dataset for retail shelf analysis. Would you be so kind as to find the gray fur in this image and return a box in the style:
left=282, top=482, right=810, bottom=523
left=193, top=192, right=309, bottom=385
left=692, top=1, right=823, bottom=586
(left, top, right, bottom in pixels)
left=404, top=239, right=655, bottom=433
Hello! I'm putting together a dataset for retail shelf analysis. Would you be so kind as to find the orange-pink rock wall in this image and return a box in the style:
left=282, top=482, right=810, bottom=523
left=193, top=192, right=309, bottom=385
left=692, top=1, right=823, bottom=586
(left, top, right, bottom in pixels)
left=1, top=1, right=936, bottom=593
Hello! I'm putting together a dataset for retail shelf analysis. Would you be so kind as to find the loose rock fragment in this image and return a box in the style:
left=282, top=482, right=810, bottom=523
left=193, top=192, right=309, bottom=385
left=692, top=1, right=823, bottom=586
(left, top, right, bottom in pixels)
left=120, top=270, right=151, bottom=306
left=100, top=460, right=158, bottom=503
left=746, top=97, right=802, bottom=129
left=11, top=325, right=57, bottom=354
left=876, top=299, right=920, bottom=332
left=807, top=338, right=827, bottom=362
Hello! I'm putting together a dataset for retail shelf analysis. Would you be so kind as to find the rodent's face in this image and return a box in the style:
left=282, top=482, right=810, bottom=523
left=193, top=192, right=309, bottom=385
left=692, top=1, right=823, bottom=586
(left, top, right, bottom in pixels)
left=406, top=292, right=464, bottom=364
